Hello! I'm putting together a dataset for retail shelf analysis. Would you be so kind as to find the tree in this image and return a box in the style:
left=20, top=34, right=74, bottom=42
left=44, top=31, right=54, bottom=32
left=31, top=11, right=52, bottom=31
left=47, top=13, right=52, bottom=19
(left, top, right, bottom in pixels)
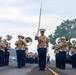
left=49, top=19, right=76, bottom=49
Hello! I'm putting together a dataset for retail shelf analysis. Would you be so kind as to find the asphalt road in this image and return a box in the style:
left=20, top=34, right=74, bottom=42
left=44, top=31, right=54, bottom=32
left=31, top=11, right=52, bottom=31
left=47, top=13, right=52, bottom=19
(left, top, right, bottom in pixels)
left=0, top=62, right=76, bottom=75
left=47, top=62, right=76, bottom=75
left=0, top=62, right=36, bottom=75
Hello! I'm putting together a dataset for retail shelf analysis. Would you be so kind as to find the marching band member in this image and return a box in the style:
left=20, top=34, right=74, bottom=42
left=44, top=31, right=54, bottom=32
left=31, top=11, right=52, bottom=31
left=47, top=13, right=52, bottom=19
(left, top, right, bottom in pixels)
left=35, top=28, right=49, bottom=71
left=70, top=38, right=76, bottom=68
left=29, top=52, right=34, bottom=63
left=3, top=39, right=11, bottom=66
left=3, top=35, right=12, bottom=66
left=54, top=38, right=61, bottom=68
left=0, top=36, right=6, bottom=66
left=15, top=35, right=28, bottom=68
left=58, top=37, right=68, bottom=69
left=34, top=53, right=38, bottom=64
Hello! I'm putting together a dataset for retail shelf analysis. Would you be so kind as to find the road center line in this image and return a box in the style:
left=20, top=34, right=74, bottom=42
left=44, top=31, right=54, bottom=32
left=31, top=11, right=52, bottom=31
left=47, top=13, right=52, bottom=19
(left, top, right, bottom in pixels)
left=46, top=66, right=59, bottom=75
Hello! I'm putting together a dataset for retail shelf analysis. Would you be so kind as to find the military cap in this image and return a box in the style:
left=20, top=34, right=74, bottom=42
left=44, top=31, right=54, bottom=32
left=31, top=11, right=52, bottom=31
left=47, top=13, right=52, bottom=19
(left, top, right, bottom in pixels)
left=61, top=37, right=66, bottom=40
left=18, top=35, right=25, bottom=39
left=6, top=35, right=12, bottom=38
left=18, top=34, right=23, bottom=37
left=40, top=28, right=46, bottom=32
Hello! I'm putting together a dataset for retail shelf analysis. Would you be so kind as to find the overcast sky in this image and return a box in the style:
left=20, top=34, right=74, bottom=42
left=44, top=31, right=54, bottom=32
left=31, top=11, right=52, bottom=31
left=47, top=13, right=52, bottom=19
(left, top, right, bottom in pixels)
left=0, top=0, right=76, bottom=59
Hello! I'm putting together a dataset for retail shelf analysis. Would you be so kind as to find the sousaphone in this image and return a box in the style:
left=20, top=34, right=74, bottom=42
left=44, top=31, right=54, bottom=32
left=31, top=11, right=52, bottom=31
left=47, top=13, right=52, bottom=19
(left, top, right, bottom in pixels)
left=70, top=38, right=76, bottom=44
left=55, top=38, right=61, bottom=45
left=19, top=35, right=32, bottom=46
left=25, top=37, right=32, bottom=46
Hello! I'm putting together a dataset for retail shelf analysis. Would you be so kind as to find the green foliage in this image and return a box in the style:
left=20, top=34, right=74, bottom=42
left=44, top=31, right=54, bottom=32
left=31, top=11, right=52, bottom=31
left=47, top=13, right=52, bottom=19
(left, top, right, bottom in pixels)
left=49, top=19, right=76, bottom=49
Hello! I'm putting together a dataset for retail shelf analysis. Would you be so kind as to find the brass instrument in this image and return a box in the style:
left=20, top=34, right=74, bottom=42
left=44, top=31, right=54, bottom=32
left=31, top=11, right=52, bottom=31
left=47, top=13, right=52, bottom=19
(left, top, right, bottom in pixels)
left=2, top=35, right=12, bottom=49
left=70, top=38, right=76, bottom=44
left=19, top=35, right=32, bottom=46
left=25, top=37, right=32, bottom=46
left=55, top=38, right=61, bottom=45
left=66, top=38, right=69, bottom=43
left=61, top=37, right=69, bottom=43
left=69, top=50, right=74, bottom=56
left=69, top=38, right=76, bottom=56
left=3, top=39, right=8, bottom=46
left=6, top=35, right=12, bottom=41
